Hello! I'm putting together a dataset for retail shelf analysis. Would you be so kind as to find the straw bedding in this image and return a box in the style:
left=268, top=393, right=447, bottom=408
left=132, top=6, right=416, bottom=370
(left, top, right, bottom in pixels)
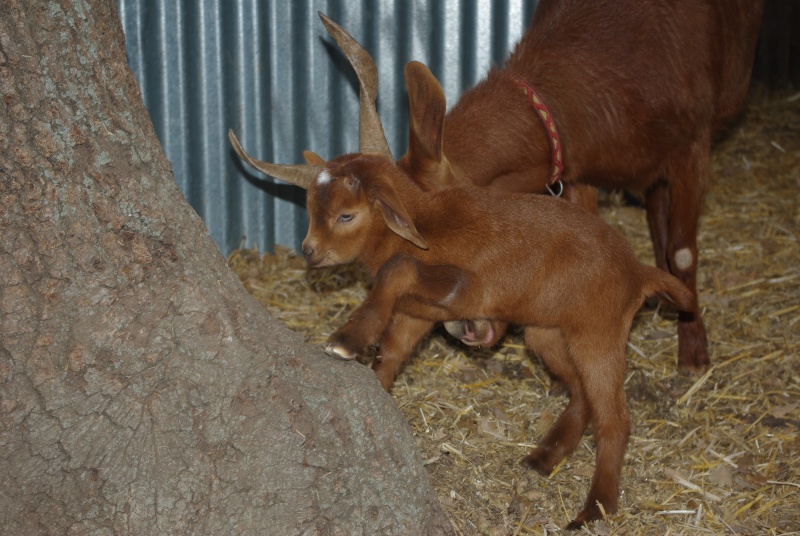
left=229, top=88, right=799, bottom=535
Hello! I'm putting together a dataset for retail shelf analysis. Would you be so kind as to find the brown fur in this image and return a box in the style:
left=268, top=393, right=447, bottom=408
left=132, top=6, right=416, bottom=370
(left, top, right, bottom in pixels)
left=396, top=0, right=763, bottom=373
left=301, top=152, right=694, bottom=529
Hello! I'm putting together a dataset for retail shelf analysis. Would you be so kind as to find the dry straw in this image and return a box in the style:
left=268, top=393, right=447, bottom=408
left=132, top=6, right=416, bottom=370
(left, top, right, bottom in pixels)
left=229, top=88, right=799, bottom=535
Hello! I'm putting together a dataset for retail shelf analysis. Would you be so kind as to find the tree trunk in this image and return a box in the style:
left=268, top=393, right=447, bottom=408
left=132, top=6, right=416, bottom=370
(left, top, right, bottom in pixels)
left=0, top=1, right=452, bottom=534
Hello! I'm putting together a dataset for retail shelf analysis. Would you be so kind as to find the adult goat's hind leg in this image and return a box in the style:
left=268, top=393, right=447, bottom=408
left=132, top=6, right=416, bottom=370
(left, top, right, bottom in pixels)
left=666, top=139, right=711, bottom=374
left=645, top=180, right=669, bottom=272
left=646, top=170, right=709, bottom=374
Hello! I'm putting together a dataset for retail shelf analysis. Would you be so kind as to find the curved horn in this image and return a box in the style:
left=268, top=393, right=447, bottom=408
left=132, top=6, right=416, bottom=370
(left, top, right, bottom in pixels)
left=318, top=12, right=393, bottom=159
left=228, top=129, right=320, bottom=190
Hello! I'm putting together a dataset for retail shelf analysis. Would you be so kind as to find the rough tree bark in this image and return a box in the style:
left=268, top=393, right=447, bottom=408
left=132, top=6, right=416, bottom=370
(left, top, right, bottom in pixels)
left=0, top=1, right=453, bottom=534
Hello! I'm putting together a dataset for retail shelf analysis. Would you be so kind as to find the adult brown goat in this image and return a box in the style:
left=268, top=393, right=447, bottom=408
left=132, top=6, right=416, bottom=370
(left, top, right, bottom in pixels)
left=402, top=0, right=764, bottom=374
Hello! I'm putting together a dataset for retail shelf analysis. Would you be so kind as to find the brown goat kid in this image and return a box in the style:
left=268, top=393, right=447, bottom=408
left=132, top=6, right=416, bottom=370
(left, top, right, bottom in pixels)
left=231, top=121, right=693, bottom=528
left=397, top=0, right=763, bottom=374
left=289, top=149, right=694, bottom=529
left=227, top=10, right=735, bottom=528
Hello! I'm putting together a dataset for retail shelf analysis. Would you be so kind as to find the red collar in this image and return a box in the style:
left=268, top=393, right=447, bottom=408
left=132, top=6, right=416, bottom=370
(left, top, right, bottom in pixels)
left=505, top=71, right=564, bottom=191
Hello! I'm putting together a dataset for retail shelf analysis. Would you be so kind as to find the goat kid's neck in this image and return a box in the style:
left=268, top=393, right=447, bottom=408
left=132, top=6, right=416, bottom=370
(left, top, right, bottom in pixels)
left=358, top=176, right=431, bottom=277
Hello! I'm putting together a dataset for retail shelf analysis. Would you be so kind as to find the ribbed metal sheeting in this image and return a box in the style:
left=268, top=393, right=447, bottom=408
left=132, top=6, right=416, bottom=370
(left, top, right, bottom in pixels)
left=117, top=0, right=538, bottom=254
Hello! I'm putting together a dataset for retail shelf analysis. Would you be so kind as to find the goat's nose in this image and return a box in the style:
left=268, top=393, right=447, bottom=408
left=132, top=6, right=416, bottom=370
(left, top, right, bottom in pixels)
left=302, top=245, right=315, bottom=263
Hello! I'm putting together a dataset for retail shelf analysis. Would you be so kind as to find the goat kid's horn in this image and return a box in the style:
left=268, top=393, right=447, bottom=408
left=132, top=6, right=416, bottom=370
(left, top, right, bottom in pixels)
left=318, top=12, right=393, bottom=159
left=228, top=129, right=321, bottom=190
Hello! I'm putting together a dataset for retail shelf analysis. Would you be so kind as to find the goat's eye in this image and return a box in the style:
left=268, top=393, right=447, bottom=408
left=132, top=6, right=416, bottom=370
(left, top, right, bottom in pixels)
left=338, top=214, right=354, bottom=223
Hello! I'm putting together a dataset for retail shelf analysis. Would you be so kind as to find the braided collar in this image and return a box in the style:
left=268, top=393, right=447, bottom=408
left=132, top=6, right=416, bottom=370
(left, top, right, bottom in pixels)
left=505, top=71, right=564, bottom=191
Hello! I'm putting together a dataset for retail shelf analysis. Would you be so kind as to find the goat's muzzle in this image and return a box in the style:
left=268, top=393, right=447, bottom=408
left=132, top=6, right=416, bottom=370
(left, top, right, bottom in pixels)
left=301, top=242, right=331, bottom=267
left=302, top=245, right=317, bottom=265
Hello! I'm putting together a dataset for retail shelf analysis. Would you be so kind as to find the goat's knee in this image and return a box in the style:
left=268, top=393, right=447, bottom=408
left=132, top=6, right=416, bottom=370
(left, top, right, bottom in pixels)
left=377, top=254, right=470, bottom=309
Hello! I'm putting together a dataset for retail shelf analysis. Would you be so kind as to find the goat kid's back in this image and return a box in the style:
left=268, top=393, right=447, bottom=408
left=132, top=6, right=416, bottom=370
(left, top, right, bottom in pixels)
left=425, top=201, right=689, bottom=331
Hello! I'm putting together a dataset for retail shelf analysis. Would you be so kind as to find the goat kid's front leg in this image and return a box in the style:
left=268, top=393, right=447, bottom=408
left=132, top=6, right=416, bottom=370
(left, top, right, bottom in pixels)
left=325, top=296, right=391, bottom=361
left=372, top=314, right=434, bottom=391
left=326, top=253, right=470, bottom=361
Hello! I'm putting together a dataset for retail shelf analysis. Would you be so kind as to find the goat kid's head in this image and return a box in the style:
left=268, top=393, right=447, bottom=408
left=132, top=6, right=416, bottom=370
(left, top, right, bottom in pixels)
left=306, top=154, right=429, bottom=266
left=229, top=13, right=428, bottom=268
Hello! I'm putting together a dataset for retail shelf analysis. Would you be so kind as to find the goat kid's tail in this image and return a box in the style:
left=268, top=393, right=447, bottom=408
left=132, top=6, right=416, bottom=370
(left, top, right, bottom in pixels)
left=641, top=266, right=696, bottom=312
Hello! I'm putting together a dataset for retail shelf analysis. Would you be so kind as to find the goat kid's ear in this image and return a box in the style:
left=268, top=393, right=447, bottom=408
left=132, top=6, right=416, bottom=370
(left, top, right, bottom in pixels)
left=404, top=61, right=448, bottom=168
left=370, top=180, right=429, bottom=250
left=303, top=150, right=326, bottom=166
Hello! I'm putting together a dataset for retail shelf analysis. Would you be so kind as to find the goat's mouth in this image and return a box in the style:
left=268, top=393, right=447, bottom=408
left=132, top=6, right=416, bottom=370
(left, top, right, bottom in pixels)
left=306, top=252, right=334, bottom=268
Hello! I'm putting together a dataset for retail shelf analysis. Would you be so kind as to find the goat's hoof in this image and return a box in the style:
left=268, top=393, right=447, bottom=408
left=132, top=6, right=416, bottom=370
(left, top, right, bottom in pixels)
left=564, top=518, right=587, bottom=531
left=677, top=360, right=710, bottom=377
left=325, top=343, right=357, bottom=361
left=521, top=448, right=558, bottom=476
left=564, top=502, right=605, bottom=531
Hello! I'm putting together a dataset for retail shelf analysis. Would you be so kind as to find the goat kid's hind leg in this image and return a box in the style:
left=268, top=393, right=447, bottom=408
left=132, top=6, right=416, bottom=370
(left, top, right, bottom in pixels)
left=372, top=315, right=434, bottom=391
left=565, top=335, right=631, bottom=530
left=665, top=140, right=711, bottom=374
left=327, top=253, right=470, bottom=361
left=521, top=327, right=589, bottom=475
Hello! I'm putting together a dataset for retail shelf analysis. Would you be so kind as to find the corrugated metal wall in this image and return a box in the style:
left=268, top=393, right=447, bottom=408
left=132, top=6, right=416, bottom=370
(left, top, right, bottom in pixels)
left=117, top=0, right=538, bottom=254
